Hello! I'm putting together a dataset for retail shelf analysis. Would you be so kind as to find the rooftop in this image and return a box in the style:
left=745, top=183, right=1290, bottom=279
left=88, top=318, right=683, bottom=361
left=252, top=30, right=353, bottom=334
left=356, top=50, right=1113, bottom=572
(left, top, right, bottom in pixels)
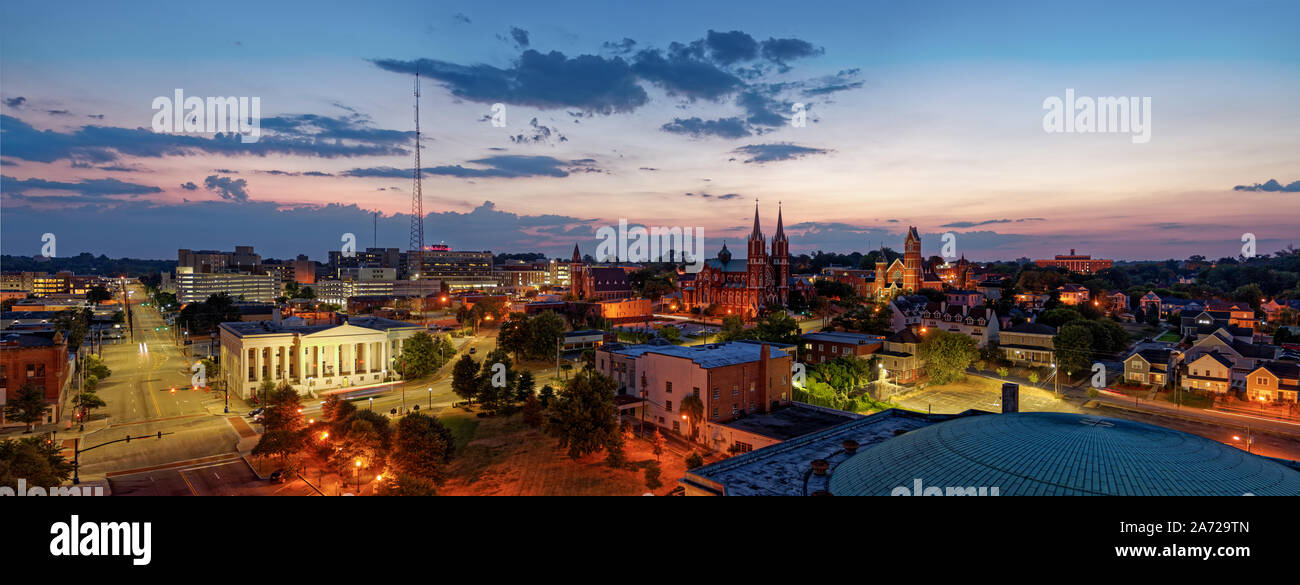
left=802, top=331, right=885, bottom=345
left=683, top=408, right=982, bottom=496
left=721, top=403, right=861, bottom=442
left=828, top=412, right=1300, bottom=496
left=601, top=340, right=788, bottom=368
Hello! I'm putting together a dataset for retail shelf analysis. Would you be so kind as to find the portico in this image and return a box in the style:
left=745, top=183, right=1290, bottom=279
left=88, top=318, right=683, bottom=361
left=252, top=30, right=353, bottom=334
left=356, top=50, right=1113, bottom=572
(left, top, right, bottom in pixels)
left=219, top=317, right=422, bottom=400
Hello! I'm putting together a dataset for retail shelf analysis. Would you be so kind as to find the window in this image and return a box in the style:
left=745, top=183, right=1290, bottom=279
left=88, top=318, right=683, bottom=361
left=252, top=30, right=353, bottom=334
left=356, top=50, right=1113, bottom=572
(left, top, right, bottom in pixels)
left=732, top=385, right=739, bottom=396
left=692, top=387, right=700, bottom=397
left=665, top=400, right=672, bottom=412
left=712, top=388, right=719, bottom=400
left=733, top=442, right=753, bottom=453
left=665, top=381, right=672, bottom=393
left=731, top=405, right=739, bottom=416
left=711, top=407, right=718, bottom=420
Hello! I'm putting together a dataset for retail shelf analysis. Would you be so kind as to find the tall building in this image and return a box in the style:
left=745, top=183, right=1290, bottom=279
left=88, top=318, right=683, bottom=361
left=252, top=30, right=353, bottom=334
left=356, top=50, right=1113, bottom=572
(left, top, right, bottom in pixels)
left=415, top=248, right=495, bottom=290
left=178, top=246, right=261, bottom=273
left=680, top=203, right=790, bottom=318
left=1034, top=249, right=1113, bottom=274
left=176, top=268, right=278, bottom=304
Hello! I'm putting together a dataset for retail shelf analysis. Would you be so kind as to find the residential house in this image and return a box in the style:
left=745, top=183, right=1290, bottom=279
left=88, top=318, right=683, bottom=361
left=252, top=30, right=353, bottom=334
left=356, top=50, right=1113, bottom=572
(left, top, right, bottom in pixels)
left=1124, top=348, right=1175, bottom=387
left=999, top=322, right=1057, bottom=367
left=1180, top=352, right=1234, bottom=394
left=1245, top=362, right=1299, bottom=403
left=1056, top=284, right=1090, bottom=306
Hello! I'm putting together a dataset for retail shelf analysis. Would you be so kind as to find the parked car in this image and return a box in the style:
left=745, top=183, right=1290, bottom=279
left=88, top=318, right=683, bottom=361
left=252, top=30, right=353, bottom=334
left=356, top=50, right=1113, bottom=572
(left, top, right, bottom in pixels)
left=247, top=407, right=265, bottom=418
left=268, top=470, right=286, bottom=483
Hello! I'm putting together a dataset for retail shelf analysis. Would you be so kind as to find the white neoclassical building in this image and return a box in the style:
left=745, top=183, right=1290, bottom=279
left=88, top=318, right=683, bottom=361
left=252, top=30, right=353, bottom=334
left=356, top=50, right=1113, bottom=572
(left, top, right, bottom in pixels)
left=218, top=315, right=423, bottom=400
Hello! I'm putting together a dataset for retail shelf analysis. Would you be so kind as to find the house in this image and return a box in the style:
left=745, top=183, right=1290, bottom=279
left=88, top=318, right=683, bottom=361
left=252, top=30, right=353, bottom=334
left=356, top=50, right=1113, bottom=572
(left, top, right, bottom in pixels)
left=1180, top=310, right=1253, bottom=341
left=891, top=295, right=999, bottom=348
left=999, top=322, right=1057, bottom=367
left=1206, top=300, right=1257, bottom=330
left=802, top=331, right=884, bottom=364
left=1107, top=291, right=1129, bottom=314
left=1261, top=299, right=1300, bottom=324
left=976, top=279, right=1005, bottom=301
left=1180, top=352, right=1234, bottom=394
left=1139, top=292, right=1204, bottom=319
left=1245, top=362, right=1300, bottom=403
left=1124, top=348, right=1175, bottom=387
left=877, top=329, right=923, bottom=385
left=1180, top=331, right=1278, bottom=391
left=1056, top=284, right=1090, bottom=306
left=1013, top=293, right=1050, bottom=310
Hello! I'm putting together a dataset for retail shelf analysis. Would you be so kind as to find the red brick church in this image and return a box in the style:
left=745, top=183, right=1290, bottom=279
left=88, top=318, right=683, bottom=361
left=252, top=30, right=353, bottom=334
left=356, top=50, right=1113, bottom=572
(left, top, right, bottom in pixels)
left=680, top=203, right=790, bottom=318
left=870, top=226, right=943, bottom=298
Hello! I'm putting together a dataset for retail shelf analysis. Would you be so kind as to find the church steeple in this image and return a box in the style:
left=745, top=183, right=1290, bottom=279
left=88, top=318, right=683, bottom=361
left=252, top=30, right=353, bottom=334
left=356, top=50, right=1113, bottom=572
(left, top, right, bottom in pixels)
left=718, top=241, right=732, bottom=264
left=774, top=202, right=786, bottom=241
left=571, top=243, right=582, bottom=264
left=749, top=200, right=762, bottom=240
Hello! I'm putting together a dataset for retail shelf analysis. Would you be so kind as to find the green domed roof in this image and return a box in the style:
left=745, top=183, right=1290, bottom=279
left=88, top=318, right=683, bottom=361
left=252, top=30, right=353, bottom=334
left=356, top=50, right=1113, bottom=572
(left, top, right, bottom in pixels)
left=828, top=412, right=1300, bottom=496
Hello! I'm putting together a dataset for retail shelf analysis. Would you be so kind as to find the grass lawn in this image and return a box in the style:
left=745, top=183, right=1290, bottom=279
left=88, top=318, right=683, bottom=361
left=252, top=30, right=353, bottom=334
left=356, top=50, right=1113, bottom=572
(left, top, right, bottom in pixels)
left=438, top=411, right=482, bottom=451
left=1155, top=331, right=1181, bottom=343
left=438, top=411, right=689, bottom=496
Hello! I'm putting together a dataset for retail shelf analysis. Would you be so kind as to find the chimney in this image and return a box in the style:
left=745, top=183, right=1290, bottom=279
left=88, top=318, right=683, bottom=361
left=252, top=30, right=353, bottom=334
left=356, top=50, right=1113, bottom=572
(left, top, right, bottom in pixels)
left=1001, top=382, right=1019, bottom=414
left=758, top=342, right=770, bottom=411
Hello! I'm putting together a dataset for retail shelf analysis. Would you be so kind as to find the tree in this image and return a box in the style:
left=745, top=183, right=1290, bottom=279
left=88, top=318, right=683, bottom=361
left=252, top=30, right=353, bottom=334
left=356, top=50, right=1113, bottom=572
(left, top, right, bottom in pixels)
left=1038, top=307, right=1083, bottom=329
left=917, top=330, right=979, bottom=385
left=650, top=430, right=665, bottom=462
left=659, top=325, right=681, bottom=343
left=253, top=385, right=305, bottom=462
left=86, top=285, right=112, bottom=305
left=544, top=368, right=620, bottom=459
left=398, top=332, right=439, bottom=379
left=5, top=383, right=48, bottom=432
left=514, top=370, right=535, bottom=401
left=684, top=452, right=704, bottom=469
left=376, top=473, right=439, bottom=496
left=679, top=394, right=704, bottom=441
left=526, top=310, right=566, bottom=360
left=643, top=461, right=663, bottom=492
left=84, top=355, right=112, bottom=380
left=74, top=391, right=106, bottom=423
left=0, top=435, right=73, bottom=489
left=538, top=384, right=556, bottom=407
left=1054, top=323, right=1094, bottom=379
left=451, top=354, right=480, bottom=403
left=388, top=412, right=455, bottom=484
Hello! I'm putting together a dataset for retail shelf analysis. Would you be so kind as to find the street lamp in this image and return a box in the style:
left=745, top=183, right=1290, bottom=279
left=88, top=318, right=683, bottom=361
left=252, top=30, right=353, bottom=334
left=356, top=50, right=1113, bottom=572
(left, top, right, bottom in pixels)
left=427, top=387, right=433, bottom=409
left=354, top=459, right=362, bottom=493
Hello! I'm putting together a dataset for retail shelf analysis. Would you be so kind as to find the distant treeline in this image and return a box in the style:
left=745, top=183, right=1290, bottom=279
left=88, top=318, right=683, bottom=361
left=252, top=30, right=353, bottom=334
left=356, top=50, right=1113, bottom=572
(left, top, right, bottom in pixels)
left=0, top=253, right=175, bottom=277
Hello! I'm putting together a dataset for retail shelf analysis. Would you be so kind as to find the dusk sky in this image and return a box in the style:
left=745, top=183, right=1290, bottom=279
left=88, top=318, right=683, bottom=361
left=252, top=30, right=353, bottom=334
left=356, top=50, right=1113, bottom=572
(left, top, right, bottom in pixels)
left=2, top=0, right=1297, bottom=262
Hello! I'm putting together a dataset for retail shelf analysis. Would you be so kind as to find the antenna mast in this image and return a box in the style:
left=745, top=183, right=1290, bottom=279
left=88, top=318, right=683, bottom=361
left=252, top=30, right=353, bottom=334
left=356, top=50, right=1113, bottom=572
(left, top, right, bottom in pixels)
left=408, top=66, right=426, bottom=279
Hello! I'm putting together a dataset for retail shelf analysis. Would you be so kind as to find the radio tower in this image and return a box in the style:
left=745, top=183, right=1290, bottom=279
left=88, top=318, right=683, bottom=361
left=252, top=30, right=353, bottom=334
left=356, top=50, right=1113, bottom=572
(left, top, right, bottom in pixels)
left=408, top=67, right=426, bottom=279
